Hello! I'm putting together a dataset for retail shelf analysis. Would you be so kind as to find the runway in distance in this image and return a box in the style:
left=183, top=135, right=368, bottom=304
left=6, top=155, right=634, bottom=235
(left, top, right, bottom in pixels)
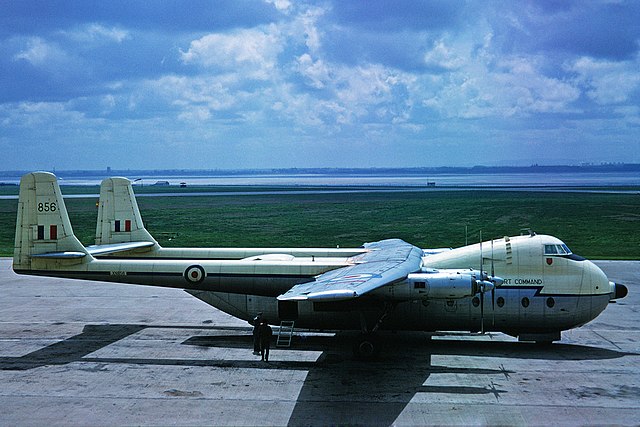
left=13, top=172, right=628, bottom=357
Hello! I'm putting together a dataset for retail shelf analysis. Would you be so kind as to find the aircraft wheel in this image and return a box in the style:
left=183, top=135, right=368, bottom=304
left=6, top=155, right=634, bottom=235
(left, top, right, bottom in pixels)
left=353, top=334, right=378, bottom=360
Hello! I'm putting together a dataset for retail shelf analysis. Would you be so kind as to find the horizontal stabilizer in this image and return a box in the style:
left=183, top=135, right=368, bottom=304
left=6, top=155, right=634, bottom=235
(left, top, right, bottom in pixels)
left=31, top=251, right=87, bottom=259
left=85, top=241, right=155, bottom=256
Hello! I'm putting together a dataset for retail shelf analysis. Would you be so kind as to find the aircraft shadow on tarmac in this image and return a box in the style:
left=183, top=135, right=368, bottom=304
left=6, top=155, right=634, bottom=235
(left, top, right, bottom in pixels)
left=1, top=324, right=637, bottom=426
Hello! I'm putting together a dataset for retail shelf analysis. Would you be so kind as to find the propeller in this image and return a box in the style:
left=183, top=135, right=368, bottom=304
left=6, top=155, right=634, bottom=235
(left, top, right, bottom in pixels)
left=475, top=233, right=504, bottom=334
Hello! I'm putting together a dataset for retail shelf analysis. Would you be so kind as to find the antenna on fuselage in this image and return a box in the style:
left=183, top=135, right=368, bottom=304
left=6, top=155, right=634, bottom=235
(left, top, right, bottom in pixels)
left=520, top=228, right=536, bottom=237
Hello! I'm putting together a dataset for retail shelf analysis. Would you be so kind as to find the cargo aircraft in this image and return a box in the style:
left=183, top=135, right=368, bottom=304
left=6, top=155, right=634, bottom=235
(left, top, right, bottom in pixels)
left=13, top=172, right=628, bottom=357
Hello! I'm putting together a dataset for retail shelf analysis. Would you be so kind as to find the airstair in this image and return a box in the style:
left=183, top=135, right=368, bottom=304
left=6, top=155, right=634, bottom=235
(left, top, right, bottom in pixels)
left=276, top=320, right=295, bottom=348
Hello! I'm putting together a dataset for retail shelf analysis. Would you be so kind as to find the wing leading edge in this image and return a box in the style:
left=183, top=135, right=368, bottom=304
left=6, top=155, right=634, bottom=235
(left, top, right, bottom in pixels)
left=31, top=241, right=155, bottom=259
left=85, top=241, right=155, bottom=256
left=277, top=239, right=423, bottom=302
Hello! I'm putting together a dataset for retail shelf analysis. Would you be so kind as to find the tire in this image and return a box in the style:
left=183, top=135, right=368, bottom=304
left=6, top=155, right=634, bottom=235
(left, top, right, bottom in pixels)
left=353, top=334, right=378, bottom=360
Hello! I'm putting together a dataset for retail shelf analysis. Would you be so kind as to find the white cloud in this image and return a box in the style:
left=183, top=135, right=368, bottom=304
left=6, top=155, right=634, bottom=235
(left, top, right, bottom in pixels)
left=177, top=106, right=211, bottom=122
left=424, top=39, right=465, bottom=70
left=13, top=37, right=68, bottom=66
left=265, top=0, right=292, bottom=12
left=492, top=57, right=581, bottom=114
left=100, top=94, right=117, bottom=113
left=145, top=74, right=243, bottom=122
left=297, top=7, right=325, bottom=53
left=180, top=26, right=283, bottom=80
left=294, top=64, right=415, bottom=127
left=296, top=53, right=330, bottom=88
left=0, top=101, right=86, bottom=129
left=569, top=56, right=640, bottom=105
left=62, top=24, right=130, bottom=44
left=422, top=49, right=581, bottom=119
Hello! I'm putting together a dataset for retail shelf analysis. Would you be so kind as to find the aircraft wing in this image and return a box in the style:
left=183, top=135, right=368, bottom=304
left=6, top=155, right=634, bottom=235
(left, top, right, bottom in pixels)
left=85, top=241, right=155, bottom=256
left=277, top=239, right=423, bottom=302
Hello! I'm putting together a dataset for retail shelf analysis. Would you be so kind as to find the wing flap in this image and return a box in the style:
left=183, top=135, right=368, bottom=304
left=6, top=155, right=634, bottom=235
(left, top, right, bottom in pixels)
left=278, top=239, right=422, bottom=302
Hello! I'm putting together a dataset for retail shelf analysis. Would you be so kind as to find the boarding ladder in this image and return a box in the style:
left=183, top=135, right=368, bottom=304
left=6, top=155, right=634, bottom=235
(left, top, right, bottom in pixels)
left=276, top=321, right=295, bottom=348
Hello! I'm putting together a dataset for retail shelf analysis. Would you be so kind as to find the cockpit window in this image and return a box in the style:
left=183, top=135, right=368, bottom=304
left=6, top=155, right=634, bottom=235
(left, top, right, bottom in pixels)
left=544, top=244, right=573, bottom=255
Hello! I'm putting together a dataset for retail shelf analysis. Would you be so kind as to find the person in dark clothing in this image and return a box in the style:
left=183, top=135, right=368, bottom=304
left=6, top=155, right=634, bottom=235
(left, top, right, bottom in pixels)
left=259, top=321, right=273, bottom=362
left=251, top=313, right=263, bottom=355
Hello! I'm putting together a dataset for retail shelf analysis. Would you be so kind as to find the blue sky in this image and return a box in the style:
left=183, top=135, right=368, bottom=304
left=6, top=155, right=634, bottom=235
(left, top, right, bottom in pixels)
left=1, top=0, right=639, bottom=170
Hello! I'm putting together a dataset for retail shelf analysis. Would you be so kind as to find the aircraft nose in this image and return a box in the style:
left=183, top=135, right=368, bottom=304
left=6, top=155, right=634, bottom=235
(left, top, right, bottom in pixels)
left=610, top=282, right=628, bottom=300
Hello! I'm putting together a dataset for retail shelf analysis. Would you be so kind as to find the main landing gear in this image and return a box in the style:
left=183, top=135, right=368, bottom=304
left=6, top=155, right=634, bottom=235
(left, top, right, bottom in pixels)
left=353, top=302, right=396, bottom=360
left=354, top=334, right=378, bottom=360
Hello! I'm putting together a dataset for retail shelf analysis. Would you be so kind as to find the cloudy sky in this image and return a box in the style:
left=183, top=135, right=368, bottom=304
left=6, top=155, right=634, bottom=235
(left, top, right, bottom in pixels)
left=1, top=0, right=639, bottom=170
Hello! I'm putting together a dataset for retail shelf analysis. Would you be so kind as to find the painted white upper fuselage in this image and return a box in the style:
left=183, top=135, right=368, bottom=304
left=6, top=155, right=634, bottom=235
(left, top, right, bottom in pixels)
left=422, top=234, right=611, bottom=297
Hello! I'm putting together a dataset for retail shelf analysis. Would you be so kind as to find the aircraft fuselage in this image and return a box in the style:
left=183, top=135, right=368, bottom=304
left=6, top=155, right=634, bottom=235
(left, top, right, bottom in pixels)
left=16, top=234, right=616, bottom=342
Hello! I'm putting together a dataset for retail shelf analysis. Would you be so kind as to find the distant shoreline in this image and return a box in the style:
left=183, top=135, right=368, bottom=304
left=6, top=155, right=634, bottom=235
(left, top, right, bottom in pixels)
left=1, top=163, right=639, bottom=179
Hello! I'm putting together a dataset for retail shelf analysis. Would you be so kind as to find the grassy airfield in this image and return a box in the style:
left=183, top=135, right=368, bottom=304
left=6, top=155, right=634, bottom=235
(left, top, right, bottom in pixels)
left=0, top=187, right=638, bottom=259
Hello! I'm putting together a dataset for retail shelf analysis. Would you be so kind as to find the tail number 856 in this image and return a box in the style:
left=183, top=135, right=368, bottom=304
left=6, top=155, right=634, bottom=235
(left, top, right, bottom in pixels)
left=37, top=202, right=57, bottom=212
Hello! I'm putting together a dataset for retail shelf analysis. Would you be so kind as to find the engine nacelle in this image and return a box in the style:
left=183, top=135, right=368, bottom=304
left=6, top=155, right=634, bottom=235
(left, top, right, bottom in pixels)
left=408, top=271, right=479, bottom=299
left=371, top=269, right=480, bottom=301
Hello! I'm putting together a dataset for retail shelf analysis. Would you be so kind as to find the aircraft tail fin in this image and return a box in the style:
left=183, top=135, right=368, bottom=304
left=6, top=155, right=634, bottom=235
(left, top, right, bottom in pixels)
left=96, top=177, right=158, bottom=247
left=13, top=172, right=92, bottom=270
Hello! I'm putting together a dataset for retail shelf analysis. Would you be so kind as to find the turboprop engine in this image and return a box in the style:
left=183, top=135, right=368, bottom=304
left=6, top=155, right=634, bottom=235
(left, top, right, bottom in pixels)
left=372, top=269, right=503, bottom=301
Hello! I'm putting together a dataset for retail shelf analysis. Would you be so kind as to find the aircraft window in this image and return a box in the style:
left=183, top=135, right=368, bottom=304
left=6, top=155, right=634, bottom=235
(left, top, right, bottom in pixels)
left=497, top=297, right=505, bottom=308
left=546, top=297, right=555, bottom=308
left=521, top=297, right=530, bottom=308
left=544, top=244, right=574, bottom=255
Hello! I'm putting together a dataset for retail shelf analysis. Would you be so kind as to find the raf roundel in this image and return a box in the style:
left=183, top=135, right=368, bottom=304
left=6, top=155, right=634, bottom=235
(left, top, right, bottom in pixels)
left=184, top=265, right=205, bottom=285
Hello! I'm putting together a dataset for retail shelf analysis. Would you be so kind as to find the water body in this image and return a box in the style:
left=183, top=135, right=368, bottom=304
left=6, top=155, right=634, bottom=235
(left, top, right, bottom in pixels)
left=0, top=172, right=638, bottom=200
left=2, top=171, right=639, bottom=187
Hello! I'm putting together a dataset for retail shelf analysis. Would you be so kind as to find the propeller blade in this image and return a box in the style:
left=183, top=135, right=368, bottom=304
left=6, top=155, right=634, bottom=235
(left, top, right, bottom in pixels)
left=491, top=239, right=495, bottom=327
left=480, top=285, right=485, bottom=334
left=491, top=287, right=495, bottom=327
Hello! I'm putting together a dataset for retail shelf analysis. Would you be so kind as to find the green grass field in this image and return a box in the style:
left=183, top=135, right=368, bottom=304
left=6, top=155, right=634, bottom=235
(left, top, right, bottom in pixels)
left=1, top=189, right=638, bottom=259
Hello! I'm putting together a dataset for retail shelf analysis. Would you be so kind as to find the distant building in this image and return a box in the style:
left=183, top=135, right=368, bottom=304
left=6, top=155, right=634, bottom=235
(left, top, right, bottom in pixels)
left=179, top=182, right=187, bottom=188
left=153, top=181, right=170, bottom=186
